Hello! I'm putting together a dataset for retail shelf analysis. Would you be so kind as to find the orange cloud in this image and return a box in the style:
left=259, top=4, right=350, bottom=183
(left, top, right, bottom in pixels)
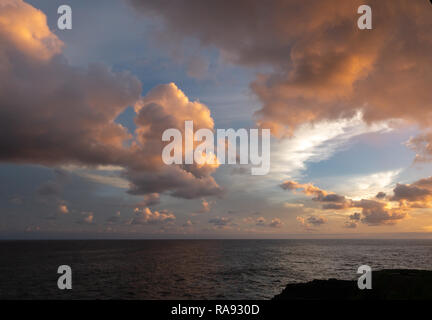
left=125, top=83, right=223, bottom=198
left=132, top=207, right=175, bottom=225
left=297, top=215, right=327, bottom=230
left=391, top=177, right=432, bottom=208
left=131, top=0, right=432, bottom=140
left=0, top=0, right=63, bottom=61
left=280, top=180, right=350, bottom=209
left=57, top=204, right=69, bottom=214
left=282, top=179, right=417, bottom=226
left=0, top=1, right=222, bottom=200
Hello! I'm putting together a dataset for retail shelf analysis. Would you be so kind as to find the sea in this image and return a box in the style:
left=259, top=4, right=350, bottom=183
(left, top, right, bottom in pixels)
left=1, top=239, right=432, bottom=299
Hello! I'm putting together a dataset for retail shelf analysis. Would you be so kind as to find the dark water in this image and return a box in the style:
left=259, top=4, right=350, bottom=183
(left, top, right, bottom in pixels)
left=1, top=239, right=432, bottom=299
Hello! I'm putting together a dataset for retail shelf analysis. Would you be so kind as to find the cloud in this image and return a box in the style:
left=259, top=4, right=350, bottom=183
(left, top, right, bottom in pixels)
left=0, top=1, right=222, bottom=201
left=0, top=0, right=63, bottom=61
left=0, top=1, right=140, bottom=167
left=106, top=211, right=122, bottom=224
left=391, top=184, right=431, bottom=203
left=72, top=169, right=129, bottom=189
left=306, top=216, right=327, bottom=227
left=285, top=179, right=412, bottom=226
left=269, top=218, right=283, bottom=228
left=183, top=220, right=193, bottom=227
left=297, top=215, right=327, bottom=229
left=283, top=203, right=304, bottom=209
left=208, top=216, right=233, bottom=228
left=77, top=212, right=94, bottom=225
left=124, top=83, right=223, bottom=198
left=255, top=216, right=266, bottom=226
left=280, top=180, right=326, bottom=198
left=352, top=199, right=406, bottom=226
left=131, top=207, right=175, bottom=225
left=243, top=216, right=283, bottom=228
left=130, top=0, right=432, bottom=138
left=35, top=169, right=71, bottom=218
left=390, top=177, right=432, bottom=208
left=57, top=204, right=69, bottom=214
left=269, top=112, right=391, bottom=180
left=376, top=192, right=386, bottom=199
left=343, top=169, right=401, bottom=200
left=406, top=132, right=432, bottom=162
left=125, top=165, right=222, bottom=199
left=132, top=82, right=215, bottom=169
left=280, top=180, right=351, bottom=209
left=134, top=193, right=161, bottom=208
left=199, top=199, right=211, bottom=213
left=344, top=221, right=358, bottom=229
left=349, top=212, right=361, bottom=221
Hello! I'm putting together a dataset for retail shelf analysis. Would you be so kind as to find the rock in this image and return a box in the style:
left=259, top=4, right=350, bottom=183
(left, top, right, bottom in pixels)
left=273, top=269, right=432, bottom=300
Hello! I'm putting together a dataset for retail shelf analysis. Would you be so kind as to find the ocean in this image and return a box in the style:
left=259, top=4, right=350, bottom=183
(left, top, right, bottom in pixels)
left=1, top=239, right=432, bottom=299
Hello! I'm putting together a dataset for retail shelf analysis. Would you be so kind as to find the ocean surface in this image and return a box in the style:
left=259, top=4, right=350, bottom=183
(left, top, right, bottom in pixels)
left=1, top=239, right=432, bottom=299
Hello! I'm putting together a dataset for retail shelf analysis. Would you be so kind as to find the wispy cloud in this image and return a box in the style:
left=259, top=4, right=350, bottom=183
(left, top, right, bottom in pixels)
left=269, top=112, right=392, bottom=180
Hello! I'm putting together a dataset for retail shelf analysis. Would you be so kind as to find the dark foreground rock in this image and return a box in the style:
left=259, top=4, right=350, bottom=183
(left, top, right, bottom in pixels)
left=273, top=269, right=432, bottom=300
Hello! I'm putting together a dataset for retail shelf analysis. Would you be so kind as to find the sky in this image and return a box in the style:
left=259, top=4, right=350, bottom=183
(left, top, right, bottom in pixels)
left=1, top=0, right=432, bottom=239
